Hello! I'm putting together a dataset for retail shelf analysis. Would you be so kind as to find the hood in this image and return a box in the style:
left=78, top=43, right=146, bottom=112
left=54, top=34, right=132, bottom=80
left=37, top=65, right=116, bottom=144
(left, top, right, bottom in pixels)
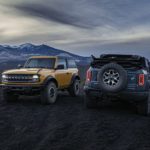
left=3, top=68, right=54, bottom=75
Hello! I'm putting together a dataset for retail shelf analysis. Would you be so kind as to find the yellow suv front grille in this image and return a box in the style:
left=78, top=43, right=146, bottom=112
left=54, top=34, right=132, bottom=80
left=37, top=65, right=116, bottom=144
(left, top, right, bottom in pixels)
left=6, top=74, right=33, bottom=83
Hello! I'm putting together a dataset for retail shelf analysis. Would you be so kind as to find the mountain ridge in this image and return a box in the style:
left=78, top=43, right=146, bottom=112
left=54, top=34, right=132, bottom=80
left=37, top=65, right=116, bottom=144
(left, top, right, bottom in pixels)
left=0, top=43, right=90, bottom=62
left=0, top=43, right=91, bottom=71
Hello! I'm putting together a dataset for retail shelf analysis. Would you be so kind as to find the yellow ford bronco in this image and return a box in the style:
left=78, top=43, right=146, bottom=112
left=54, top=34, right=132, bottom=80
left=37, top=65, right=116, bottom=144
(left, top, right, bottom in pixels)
left=1, top=56, right=80, bottom=104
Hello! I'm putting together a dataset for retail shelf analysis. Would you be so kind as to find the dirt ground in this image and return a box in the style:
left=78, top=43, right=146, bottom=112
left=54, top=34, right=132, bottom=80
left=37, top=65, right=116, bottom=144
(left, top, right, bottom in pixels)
left=0, top=90, right=150, bottom=150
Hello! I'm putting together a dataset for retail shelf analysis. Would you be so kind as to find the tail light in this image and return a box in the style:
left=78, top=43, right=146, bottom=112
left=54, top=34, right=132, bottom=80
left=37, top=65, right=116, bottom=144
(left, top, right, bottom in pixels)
left=86, top=69, right=92, bottom=82
left=138, top=74, right=145, bottom=86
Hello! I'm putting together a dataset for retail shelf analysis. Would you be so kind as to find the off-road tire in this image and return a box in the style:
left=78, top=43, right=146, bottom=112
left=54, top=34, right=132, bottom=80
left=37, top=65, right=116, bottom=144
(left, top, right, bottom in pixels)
left=2, top=90, right=19, bottom=102
left=41, top=82, right=58, bottom=104
left=84, top=93, right=98, bottom=109
left=68, top=79, right=80, bottom=97
left=136, top=92, right=150, bottom=116
left=97, top=63, right=128, bottom=93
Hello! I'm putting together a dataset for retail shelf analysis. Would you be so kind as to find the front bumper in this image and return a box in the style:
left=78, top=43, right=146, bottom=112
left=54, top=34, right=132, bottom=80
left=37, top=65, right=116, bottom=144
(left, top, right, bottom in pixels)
left=84, top=86, right=149, bottom=101
left=0, top=84, right=44, bottom=94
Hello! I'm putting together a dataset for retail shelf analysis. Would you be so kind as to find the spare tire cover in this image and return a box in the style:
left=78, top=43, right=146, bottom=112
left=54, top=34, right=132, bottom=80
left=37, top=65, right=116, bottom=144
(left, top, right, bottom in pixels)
left=97, top=63, right=128, bottom=93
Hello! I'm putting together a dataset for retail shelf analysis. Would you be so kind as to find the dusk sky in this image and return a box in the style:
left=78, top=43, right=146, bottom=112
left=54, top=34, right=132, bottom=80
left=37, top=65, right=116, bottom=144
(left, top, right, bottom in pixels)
left=0, top=0, right=150, bottom=56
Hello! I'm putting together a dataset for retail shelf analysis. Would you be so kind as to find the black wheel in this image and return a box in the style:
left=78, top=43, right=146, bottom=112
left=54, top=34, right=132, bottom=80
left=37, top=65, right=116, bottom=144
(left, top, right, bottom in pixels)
left=2, top=90, right=19, bottom=102
left=97, top=63, right=128, bottom=93
left=41, top=82, right=58, bottom=104
left=136, top=93, right=150, bottom=116
left=84, top=93, right=98, bottom=109
left=68, top=79, right=80, bottom=97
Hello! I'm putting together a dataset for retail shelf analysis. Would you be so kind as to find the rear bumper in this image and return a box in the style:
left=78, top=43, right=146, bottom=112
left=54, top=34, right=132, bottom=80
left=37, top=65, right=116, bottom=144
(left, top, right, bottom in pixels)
left=84, top=86, right=149, bottom=101
left=0, top=84, right=44, bottom=95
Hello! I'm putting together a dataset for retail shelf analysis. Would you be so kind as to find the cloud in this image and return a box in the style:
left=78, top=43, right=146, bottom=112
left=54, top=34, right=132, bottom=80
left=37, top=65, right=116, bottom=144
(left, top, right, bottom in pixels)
left=12, top=2, right=94, bottom=29
left=10, top=0, right=150, bottom=30
left=1, top=0, right=150, bottom=56
left=12, top=0, right=137, bottom=29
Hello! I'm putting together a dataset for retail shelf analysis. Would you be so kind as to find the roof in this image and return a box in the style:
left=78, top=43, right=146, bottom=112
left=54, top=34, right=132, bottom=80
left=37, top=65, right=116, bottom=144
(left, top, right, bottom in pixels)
left=95, top=54, right=146, bottom=60
left=30, top=56, right=57, bottom=59
left=29, top=55, right=74, bottom=59
left=99, top=54, right=145, bottom=60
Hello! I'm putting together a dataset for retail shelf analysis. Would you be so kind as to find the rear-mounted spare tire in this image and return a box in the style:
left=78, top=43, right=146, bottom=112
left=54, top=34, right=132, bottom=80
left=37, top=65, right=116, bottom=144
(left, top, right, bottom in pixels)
left=97, top=63, right=128, bottom=93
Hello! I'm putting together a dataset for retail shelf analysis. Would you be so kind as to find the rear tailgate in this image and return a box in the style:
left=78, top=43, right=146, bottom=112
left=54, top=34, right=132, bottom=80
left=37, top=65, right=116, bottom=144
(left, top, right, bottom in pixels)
left=90, top=69, right=148, bottom=91
left=124, top=69, right=148, bottom=91
left=127, top=70, right=138, bottom=91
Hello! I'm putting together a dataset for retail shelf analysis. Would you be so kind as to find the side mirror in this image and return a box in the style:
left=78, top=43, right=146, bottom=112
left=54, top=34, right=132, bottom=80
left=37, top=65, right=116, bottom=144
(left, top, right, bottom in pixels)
left=56, top=64, right=65, bottom=70
left=18, top=64, right=23, bottom=68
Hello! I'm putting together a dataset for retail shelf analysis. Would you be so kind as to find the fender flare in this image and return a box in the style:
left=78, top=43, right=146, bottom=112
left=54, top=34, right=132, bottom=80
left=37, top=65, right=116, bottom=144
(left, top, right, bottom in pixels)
left=43, top=76, right=58, bottom=87
left=70, top=74, right=80, bottom=85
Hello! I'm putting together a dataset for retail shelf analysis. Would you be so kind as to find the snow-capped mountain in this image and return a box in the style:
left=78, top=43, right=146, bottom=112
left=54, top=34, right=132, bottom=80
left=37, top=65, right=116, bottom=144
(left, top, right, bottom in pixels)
left=0, top=44, right=91, bottom=70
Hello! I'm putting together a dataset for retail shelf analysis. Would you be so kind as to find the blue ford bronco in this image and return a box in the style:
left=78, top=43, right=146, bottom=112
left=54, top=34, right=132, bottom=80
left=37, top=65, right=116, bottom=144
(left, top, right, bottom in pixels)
left=84, top=54, right=150, bottom=115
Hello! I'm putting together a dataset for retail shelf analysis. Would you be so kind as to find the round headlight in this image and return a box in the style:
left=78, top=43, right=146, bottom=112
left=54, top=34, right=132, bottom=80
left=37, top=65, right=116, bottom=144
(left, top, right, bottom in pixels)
left=33, top=75, right=39, bottom=79
left=2, top=74, right=8, bottom=79
left=32, top=75, right=39, bottom=82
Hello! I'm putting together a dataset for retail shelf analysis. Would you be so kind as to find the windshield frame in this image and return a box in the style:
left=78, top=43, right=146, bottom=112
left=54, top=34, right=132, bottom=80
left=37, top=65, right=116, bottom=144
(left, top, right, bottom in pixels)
left=24, top=58, right=56, bottom=69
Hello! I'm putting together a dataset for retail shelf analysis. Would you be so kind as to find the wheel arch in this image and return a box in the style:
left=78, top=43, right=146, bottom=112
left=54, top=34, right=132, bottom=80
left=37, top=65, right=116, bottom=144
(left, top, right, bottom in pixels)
left=70, top=74, right=80, bottom=85
left=43, top=76, right=58, bottom=87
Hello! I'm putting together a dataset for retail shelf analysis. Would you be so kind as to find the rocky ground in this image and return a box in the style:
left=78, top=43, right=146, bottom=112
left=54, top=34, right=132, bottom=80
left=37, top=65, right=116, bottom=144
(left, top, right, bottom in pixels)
left=0, top=89, right=150, bottom=150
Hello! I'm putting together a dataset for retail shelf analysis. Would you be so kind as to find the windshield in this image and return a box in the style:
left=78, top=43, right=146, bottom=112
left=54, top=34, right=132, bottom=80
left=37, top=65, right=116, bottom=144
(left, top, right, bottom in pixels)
left=24, top=58, right=55, bottom=69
